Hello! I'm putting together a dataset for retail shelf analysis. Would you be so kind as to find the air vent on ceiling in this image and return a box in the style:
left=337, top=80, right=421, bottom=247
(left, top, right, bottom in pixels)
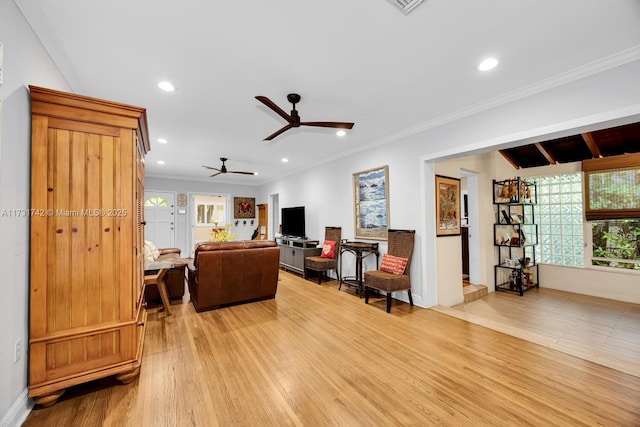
left=387, top=0, right=425, bottom=14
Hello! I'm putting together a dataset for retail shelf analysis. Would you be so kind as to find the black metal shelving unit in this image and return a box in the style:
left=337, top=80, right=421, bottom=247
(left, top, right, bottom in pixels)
left=493, top=178, right=539, bottom=296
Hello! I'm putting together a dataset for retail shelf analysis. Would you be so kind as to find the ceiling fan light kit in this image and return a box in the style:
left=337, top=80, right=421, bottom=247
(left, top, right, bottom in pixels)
left=255, top=93, right=354, bottom=141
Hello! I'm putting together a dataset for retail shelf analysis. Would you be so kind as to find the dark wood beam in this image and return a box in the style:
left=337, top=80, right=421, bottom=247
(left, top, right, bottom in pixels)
left=534, top=142, right=557, bottom=165
left=498, top=150, right=520, bottom=169
left=581, top=132, right=603, bottom=158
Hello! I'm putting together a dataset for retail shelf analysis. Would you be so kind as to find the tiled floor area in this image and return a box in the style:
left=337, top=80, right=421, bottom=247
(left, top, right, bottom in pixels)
left=433, top=287, right=640, bottom=377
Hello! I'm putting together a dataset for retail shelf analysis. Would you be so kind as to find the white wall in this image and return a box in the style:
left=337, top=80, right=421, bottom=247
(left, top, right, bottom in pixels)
left=416, top=60, right=640, bottom=307
left=260, top=59, right=640, bottom=310
left=434, top=153, right=497, bottom=306
left=0, top=2, right=71, bottom=425
left=145, top=176, right=262, bottom=255
left=2, top=4, right=640, bottom=424
left=260, top=143, right=428, bottom=305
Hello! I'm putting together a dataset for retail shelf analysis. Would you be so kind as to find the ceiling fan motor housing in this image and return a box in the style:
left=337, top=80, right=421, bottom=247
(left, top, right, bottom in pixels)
left=287, top=93, right=301, bottom=104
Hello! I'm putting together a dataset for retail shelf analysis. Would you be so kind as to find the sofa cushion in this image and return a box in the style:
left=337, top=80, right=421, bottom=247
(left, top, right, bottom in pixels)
left=143, top=240, right=161, bottom=269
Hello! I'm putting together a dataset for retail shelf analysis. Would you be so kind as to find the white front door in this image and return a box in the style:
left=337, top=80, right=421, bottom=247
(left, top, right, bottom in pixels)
left=144, top=191, right=176, bottom=248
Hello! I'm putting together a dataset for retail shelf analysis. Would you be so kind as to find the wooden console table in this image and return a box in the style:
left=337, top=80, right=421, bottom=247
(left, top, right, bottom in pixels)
left=339, top=241, right=379, bottom=297
left=144, top=269, right=172, bottom=316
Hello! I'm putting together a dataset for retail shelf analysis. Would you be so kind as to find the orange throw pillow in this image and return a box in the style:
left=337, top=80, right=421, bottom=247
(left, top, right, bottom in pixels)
left=321, top=240, right=337, bottom=258
left=379, top=254, right=408, bottom=275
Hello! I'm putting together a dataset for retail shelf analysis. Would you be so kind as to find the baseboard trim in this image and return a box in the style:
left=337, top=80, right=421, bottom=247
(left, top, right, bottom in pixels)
left=0, top=389, right=33, bottom=427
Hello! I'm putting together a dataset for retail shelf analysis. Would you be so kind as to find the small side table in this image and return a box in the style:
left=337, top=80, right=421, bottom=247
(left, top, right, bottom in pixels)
left=339, top=241, right=379, bottom=297
left=144, top=269, right=172, bottom=316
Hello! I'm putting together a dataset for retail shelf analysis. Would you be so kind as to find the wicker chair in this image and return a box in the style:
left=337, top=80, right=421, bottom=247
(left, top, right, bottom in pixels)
left=304, top=226, right=341, bottom=284
left=364, top=229, right=415, bottom=313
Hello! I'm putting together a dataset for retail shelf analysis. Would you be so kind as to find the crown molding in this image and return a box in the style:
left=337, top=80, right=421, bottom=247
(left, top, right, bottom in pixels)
left=371, top=45, right=640, bottom=148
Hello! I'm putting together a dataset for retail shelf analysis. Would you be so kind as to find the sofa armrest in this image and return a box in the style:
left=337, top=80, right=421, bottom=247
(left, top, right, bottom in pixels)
left=159, top=247, right=181, bottom=256
left=187, top=262, right=196, bottom=275
left=186, top=262, right=198, bottom=305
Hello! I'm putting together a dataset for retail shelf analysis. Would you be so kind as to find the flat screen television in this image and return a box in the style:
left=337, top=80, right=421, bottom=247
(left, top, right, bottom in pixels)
left=281, top=206, right=306, bottom=238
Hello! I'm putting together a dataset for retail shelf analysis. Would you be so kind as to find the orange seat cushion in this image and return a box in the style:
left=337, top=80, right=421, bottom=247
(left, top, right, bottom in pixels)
left=379, top=254, right=408, bottom=275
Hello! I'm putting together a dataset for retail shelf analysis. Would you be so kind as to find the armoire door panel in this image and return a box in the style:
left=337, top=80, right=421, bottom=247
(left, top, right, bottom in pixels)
left=46, top=129, right=127, bottom=332
left=46, top=330, right=120, bottom=371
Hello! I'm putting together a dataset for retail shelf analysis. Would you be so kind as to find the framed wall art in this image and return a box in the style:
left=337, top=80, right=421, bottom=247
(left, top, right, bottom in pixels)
left=435, top=175, right=461, bottom=236
left=234, top=197, right=255, bottom=218
left=353, top=165, right=389, bottom=240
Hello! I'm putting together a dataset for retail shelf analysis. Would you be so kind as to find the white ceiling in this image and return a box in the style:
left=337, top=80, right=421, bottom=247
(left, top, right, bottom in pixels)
left=15, top=0, right=640, bottom=184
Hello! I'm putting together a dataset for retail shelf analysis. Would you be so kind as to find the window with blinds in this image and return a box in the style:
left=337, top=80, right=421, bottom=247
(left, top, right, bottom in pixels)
left=582, top=153, right=640, bottom=220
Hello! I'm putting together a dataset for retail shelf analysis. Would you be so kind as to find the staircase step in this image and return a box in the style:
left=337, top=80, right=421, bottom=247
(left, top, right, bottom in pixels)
left=463, top=284, right=488, bottom=303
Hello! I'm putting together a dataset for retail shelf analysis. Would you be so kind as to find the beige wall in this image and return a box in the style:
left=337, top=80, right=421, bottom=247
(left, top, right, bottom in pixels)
left=435, top=152, right=497, bottom=306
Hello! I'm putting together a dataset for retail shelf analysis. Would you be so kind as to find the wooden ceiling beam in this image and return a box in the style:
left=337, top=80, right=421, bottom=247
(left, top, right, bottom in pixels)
left=581, top=132, right=603, bottom=158
left=534, top=142, right=557, bottom=165
left=498, top=150, right=520, bottom=169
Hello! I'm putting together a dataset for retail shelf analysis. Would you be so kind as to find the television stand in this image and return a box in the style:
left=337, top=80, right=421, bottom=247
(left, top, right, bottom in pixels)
left=278, top=237, right=319, bottom=248
left=277, top=238, right=321, bottom=275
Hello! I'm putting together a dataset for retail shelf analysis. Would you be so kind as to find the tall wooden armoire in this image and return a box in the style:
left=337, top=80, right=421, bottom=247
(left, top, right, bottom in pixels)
left=28, top=86, right=150, bottom=406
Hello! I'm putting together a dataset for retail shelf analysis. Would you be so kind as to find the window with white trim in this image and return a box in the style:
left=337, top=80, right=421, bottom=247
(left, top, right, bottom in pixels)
left=591, top=219, right=640, bottom=271
left=583, top=154, right=640, bottom=271
left=196, top=202, right=226, bottom=226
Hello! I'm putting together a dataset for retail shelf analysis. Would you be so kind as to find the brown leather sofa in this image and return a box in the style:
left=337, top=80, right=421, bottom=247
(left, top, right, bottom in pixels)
left=145, top=248, right=188, bottom=301
left=187, top=240, right=280, bottom=312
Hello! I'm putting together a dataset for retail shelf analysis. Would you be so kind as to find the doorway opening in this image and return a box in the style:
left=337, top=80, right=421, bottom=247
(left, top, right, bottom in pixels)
left=460, top=170, right=480, bottom=286
left=188, top=193, right=231, bottom=256
left=269, top=193, right=279, bottom=240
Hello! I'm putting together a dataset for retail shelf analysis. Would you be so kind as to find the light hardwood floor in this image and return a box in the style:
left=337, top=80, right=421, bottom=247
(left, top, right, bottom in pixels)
left=436, top=287, right=640, bottom=377
left=24, top=271, right=640, bottom=426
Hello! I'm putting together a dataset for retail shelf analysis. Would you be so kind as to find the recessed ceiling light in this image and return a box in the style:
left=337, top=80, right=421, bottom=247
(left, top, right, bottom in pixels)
left=157, top=160, right=165, bottom=165
left=158, top=81, right=175, bottom=92
left=336, top=130, right=346, bottom=137
left=157, top=138, right=168, bottom=144
left=478, top=57, right=499, bottom=71
left=281, top=158, right=289, bottom=163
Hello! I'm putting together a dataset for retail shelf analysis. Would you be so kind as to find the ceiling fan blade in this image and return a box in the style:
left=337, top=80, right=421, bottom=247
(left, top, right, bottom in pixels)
left=228, top=170, right=256, bottom=175
left=202, top=165, right=221, bottom=171
left=209, top=172, right=223, bottom=177
left=300, top=121, right=354, bottom=129
left=264, top=123, right=294, bottom=141
left=256, top=96, right=292, bottom=123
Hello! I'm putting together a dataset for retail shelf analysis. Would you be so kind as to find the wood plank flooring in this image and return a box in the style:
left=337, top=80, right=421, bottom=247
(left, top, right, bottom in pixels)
left=24, top=271, right=640, bottom=426
left=436, top=287, right=640, bottom=377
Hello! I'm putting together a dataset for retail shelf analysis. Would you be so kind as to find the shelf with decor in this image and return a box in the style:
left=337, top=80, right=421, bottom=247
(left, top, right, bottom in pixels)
left=493, top=178, right=539, bottom=296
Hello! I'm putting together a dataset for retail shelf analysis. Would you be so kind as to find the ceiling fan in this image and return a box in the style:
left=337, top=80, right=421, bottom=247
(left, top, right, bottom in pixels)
left=255, top=93, right=354, bottom=141
left=202, top=157, right=256, bottom=178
